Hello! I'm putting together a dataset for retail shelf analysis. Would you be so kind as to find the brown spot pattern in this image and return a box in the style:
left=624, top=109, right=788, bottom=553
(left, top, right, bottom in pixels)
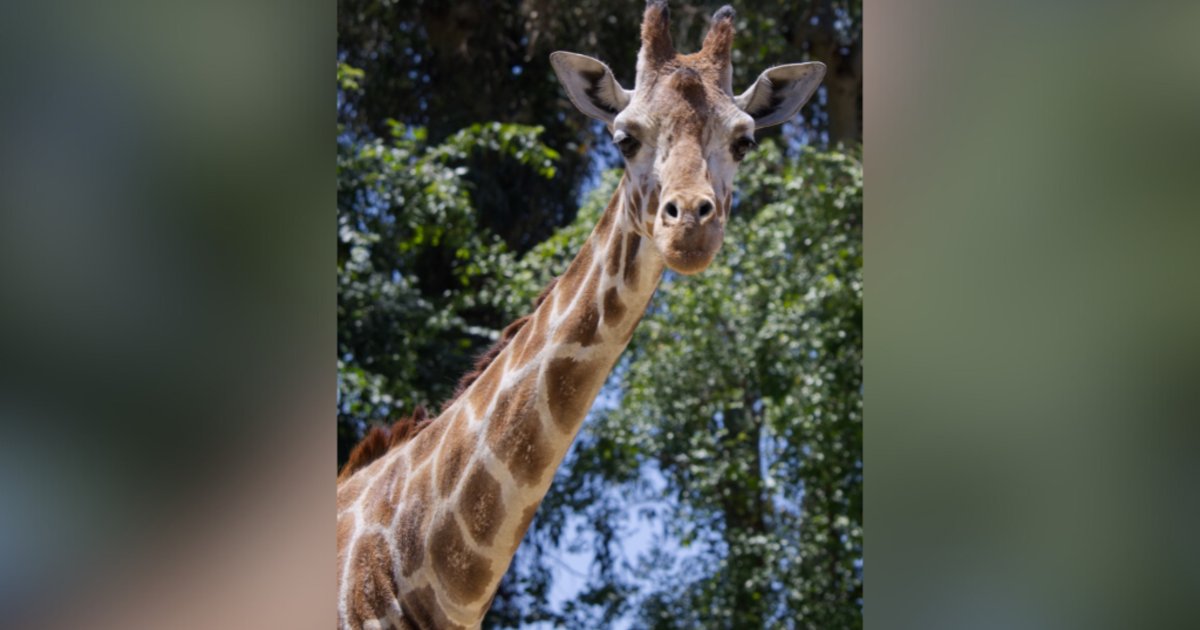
left=606, top=230, right=625, bottom=277
left=512, top=503, right=540, bottom=554
left=593, top=194, right=617, bottom=245
left=503, top=319, right=533, bottom=363
left=625, top=192, right=643, bottom=226
left=344, top=585, right=369, bottom=630
left=461, top=464, right=505, bottom=546
left=602, top=286, right=626, bottom=326
left=408, top=410, right=450, bottom=466
left=643, top=186, right=660, bottom=236
left=553, top=240, right=592, bottom=313
left=436, top=416, right=473, bottom=498
left=546, top=357, right=599, bottom=434
left=553, top=271, right=602, bottom=347
left=429, top=513, right=495, bottom=606
left=468, top=363, right=503, bottom=419
left=646, top=188, right=660, bottom=220
left=399, top=585, right=466, bottom=630
left=624, top=233, right=642, bottom=287
left=485, top=377, right=553, bottom=487
left=349, top=531, right=398, bottom=626
left=337, top=474, right=367, bottom=513
left=513, top=310, right=549, bottom=369
left=397, top=465, right=432, bottom=577
left=388, top=453, right=410, bottom=505
left=366, top=463, right=397, bottom=526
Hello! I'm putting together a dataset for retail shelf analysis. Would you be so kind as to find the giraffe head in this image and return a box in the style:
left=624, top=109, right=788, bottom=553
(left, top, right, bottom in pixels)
left=551, top=1, right=824, bottom=275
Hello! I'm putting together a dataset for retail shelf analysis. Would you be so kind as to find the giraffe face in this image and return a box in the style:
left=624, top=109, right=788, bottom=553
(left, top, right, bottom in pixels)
left=551, top=1, right=826, bottom=275
left=611, top=66, right=751, bottom=275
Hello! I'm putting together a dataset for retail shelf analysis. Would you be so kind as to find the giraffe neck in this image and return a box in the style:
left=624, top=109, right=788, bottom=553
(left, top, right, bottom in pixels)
left=335, top=175, right=664, bottom=630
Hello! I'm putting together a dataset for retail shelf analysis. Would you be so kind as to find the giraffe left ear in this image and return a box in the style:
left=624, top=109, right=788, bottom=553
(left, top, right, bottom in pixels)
left=736, top=62, right=826, bottom=129
left=550, top=52, right=632, bottom=124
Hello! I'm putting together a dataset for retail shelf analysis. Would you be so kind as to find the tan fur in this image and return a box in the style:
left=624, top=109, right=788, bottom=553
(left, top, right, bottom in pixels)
left=511, top=307, right=550, bottom=370
left=399, top=585, right=466, bottom=630
left=701, top=9, right=736, bottom=68
left=553, top=270, right=603, bottom=347
left=640, top=0, right=675, bottom=68
left=546, top=356, right=598, bottom=433
left=552, top=239, right=593, bottom=312
left=606, top=228, right=625, bottom=276
left=484, top=375, right=551, bottom=487
left=428, top=511, right=494, bottom=605
left=461, top=464, right=505, bottom=546
left=602, top=286, right=626, bottom=325
left=511, top=504, right=540, bottom=554
left=396, top=464, right=432, bottom=578
left=624, top=232, right=643, bottom=286
left=435, top=415, right=473, bottom=498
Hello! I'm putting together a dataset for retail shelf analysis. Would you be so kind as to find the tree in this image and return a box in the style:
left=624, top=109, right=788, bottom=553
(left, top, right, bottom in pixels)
left=779, top=0, right=862, bottom=145
left=337, top=0, right=862, bottom=252
left=336, top=112, right=560, bottom=466
left=477, top=141, right=862, bottom=629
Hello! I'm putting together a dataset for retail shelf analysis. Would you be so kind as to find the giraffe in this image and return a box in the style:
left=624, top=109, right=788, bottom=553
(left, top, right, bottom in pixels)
left=336, top=3, right=824, bottom=628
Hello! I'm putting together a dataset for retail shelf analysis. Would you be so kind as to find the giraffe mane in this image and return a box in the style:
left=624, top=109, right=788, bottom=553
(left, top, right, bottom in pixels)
left=337, top=277, right=559, bottom=484
left=337, top=405, right=430, bottom=484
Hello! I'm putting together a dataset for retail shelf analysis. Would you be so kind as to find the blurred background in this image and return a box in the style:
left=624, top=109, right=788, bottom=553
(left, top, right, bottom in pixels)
left=0, top=1, right=331, bottom=629
left=868, top=1, right=1200, bottom=628
left=336, top=1, right=861, bottom=628
left=2, top=0, right=1196, bottom=629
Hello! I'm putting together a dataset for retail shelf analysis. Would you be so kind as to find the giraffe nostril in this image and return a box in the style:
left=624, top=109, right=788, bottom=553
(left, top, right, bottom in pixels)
left=664, top=202, right=679, bottom=220
left=698, top=201, right=714, bottom=219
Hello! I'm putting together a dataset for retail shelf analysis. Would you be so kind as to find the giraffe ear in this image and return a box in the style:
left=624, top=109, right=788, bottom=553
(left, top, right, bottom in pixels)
left=550, top=52, right=632, bottom=124
left=736, top=62, right=826, bottom=129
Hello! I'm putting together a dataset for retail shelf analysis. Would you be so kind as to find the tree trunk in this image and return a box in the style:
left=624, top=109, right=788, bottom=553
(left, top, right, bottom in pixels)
left=823, top=39, right=862, bottom=146
left=718, top=397, right=770, bottom=627
left=790, top=0, right=863, bottom=146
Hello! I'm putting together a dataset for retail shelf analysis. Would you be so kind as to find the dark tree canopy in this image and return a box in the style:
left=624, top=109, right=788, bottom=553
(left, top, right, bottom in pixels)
left=338, top=0, right=860, bottom=246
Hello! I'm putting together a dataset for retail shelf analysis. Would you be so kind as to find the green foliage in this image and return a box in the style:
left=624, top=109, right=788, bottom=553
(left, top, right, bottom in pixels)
left=617, top=143, right=862, bottom=630
left=488, top=168, right=619, bottom=317
left=337, top=62, right=365, bottom=92
left=428, top=122, right=561, bottom=180
left=489, top=142, right=863, bottom=629
left=336, top=119, right=559, bottom=462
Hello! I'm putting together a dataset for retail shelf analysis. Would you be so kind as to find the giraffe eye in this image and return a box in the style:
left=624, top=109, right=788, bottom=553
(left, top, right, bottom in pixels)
left=732, top=136, right=757, bottom=161
left=613, top=131, right=641, bottom=159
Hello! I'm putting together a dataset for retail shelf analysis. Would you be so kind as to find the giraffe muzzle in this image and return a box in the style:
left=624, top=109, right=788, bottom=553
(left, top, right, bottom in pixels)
left=654, top=193, right=724, bottom=275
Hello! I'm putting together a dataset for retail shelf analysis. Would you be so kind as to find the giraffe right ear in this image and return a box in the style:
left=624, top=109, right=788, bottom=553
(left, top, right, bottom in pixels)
left=736, top=62, right=826, bottom=129
left=550, top=52, right=632, bottom=124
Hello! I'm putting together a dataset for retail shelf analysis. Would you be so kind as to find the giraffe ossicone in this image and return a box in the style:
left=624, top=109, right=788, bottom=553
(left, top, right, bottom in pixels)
left=337, top=3, right=824, bottom=628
